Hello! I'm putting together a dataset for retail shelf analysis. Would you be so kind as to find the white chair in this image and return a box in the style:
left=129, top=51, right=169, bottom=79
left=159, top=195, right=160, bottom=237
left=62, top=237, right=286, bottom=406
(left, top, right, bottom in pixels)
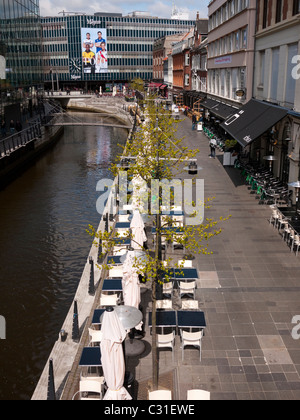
left=283, top=223, right=292, bottom=242
left=289, top=229, right=296, bottom=251
left=178, top=259, right=193, bottom=268
left=157, top=331, right=176, bottom=362
left=162, top=282, right=173, bottom=299
left=113, top=246, right=127, bottom=255
left=181, top=330, right=203, bottom=361
left=187, top=389, right=210, bottom=400
left=179, top=281, right=196, bottom=300
left=181, top=300, right=199, bottom=310
left=156, top=300, right=173, bottom=310
left=148, top=390, right=172, bottom=400
left=270, top=210, right=279, bottom=228
left=118, top=214, right=130, bottom=222
left=292, top=234, right=300, bottom=256
left=115, top=229, right=130, bottom=238
left=172, top=216, right=184, bottom=227
left=100, top=294, right=119, bottom=307
left=109, top=267, right=123, bottom=278
left=88, top=328, right=103, bottom=346
left=72, top=380, right=103, bottom=400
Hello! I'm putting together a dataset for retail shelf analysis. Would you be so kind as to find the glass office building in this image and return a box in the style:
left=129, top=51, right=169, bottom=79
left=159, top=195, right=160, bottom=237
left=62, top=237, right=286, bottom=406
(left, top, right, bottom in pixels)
left=41, top=12, right=195, bottom=88
left=0, top=0, right=43, bottom=117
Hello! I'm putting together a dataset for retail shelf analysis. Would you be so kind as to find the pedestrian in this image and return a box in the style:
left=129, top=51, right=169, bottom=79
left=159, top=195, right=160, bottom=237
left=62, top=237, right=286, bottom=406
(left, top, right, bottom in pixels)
left=192, top=113, right=197, bottom=130
left=9, top=120, right=15, bottom=135
left=16, top=121, right=22, bottom=132
left=1, top=120, right=6, bottom=137
left=209, top=138, right=217, bottom=159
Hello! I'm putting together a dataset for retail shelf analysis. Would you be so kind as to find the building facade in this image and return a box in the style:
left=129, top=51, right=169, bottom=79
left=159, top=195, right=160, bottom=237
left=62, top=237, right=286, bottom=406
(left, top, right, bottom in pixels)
left=0, top=0, right=43, bottom=118
left=153, top=33, right=187, bottom=83
left=207, top=0, right=257, bottom=106
left=252, top=0, right=300, bottom=187
left=171, top=30, right=194, bottom=96
left=41, top=12, right=195, bottom=90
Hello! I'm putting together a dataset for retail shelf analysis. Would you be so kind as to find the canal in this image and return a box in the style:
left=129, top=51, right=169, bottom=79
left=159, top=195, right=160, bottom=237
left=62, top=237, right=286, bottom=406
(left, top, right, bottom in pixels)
left=0, top=112, right=128, bottom=400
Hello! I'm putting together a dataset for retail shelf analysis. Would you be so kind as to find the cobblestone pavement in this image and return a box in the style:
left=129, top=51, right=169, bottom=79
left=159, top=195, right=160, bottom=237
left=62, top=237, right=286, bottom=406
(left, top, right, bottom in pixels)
left=129, top=115, right=300, bottom=401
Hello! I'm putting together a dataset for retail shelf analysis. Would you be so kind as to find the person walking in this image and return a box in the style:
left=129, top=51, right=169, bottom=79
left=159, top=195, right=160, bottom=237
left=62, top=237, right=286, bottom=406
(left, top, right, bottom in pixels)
left=192, top=113, right=197, bottom=130
left=209, top=137, right=217, bottom=159
left=1, top=120, right=6, bottom=137
left=16, top=121, right=23, bottom=132
left=9, top=120, right=15, bottom=135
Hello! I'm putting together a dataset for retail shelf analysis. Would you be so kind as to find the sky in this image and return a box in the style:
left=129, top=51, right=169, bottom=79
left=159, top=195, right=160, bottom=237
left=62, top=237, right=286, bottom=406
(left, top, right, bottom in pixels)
left=39, top=0, right=210, bottom=20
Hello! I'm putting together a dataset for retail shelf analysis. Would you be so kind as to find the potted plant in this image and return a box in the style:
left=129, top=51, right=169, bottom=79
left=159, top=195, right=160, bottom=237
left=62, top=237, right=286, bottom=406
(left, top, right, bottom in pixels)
left=223, top=139, right=238, bottom=166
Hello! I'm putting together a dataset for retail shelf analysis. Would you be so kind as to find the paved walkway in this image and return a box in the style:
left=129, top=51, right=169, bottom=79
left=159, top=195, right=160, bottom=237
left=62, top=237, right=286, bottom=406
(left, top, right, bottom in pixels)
left=129, top=115, right=300, bottom=400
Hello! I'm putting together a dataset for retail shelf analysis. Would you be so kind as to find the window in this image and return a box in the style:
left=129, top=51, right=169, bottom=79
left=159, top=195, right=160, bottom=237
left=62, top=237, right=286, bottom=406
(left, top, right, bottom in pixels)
left=285, top=44, right=298, bottom=105
left=293, top=0, right=300, bottom=15
left=270, top=48, right=280, bottom=101
left=260, top=51, right=265, bottom=86
left=185, top=74, right=189, bottom=86
left=275, top=0, right=283, bottom=23
left=263, top=0, right=268, bottom=29
left=242, top=28, right=247, bottom=49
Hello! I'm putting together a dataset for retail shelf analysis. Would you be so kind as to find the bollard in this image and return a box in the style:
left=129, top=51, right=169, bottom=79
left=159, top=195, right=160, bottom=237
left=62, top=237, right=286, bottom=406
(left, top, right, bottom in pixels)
left=72, top=300, right=80, bottom=342
left=47, top=358, right=56, bottom=401
left=88, top=257, right=95, bottom=296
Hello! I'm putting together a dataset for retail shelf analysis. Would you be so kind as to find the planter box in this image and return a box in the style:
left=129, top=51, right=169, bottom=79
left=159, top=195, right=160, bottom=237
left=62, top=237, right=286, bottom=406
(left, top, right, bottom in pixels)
left=125, top=96, right=135, bottom=102
left=223, top=152, right=238, bottom=166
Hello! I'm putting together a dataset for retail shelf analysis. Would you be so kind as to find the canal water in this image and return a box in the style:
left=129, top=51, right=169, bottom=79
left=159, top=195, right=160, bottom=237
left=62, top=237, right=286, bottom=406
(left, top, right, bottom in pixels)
left=0, top=112, right=128, bottom=400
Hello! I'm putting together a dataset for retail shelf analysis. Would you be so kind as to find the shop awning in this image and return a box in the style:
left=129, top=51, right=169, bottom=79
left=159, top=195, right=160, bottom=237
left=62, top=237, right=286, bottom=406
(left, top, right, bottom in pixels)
left=201, top=98, right=219, bottom=109
left=159, top=85, right=167, bottom=89
left=220, top=99, right=288, bottom=148
left=210, top=103, right=238, bottom=120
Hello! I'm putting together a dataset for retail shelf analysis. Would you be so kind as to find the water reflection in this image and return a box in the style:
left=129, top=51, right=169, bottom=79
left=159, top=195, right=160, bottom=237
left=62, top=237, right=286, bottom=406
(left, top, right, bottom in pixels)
left=0, top=113, right=128, bottom=400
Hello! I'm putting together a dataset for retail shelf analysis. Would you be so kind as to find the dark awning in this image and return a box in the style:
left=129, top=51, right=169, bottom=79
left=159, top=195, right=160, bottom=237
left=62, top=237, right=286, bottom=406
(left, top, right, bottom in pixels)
left=201, top=98, right=219, bottom=109
left=220, top=99, right=288, bottom=148
left=210, top=103, right=237, bottom=120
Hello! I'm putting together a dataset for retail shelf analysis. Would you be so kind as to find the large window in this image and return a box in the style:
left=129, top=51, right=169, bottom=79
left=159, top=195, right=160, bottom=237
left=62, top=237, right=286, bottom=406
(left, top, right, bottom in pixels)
left=285, top=43, right=298, bottom=106
left=263, top=0, right=268, bottom=29
left=293, top=0, right=300, bottom=15
left=275, top=0, right=283, bottom=23
left=270, top=48, right=280, bottom=101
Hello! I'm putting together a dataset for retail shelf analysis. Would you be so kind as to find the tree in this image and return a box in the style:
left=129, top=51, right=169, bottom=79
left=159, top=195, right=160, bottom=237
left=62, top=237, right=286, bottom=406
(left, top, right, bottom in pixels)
left=87, top=98, right=230, bottom=391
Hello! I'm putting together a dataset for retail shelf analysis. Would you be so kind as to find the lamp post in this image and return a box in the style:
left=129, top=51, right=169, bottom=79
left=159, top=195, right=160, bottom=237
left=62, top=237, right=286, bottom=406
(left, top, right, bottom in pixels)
left=263, top=155, right=277, bottom=173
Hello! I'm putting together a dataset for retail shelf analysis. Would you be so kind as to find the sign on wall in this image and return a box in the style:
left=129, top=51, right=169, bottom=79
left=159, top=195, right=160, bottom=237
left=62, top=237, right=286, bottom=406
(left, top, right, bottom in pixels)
left=81, top=28, right=108, bottom=74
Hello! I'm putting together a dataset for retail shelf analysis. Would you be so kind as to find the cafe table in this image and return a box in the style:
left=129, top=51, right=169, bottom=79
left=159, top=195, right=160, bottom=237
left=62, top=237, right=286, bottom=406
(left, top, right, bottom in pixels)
left=148, top=310, right=177, bottom=334
left=102, top=278, right=123, bottom=293
left=177, top=310, right=206, bottom=332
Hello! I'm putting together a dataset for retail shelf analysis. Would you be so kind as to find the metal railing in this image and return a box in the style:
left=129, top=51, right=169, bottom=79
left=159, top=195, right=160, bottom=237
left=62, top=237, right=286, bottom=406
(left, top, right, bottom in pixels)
left=0, top=123, right=42, bottom=158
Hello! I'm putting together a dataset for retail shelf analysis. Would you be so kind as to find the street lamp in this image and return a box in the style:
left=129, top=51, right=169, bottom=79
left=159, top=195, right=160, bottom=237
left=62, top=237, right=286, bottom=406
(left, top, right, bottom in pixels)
left=263, top=155, right=277, bottom=173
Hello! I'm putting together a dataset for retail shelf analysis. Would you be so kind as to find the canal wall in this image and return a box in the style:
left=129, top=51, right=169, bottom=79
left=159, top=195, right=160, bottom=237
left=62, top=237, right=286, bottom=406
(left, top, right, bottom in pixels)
left=66, top=96, right=135, bottom=127
left=31, top=108, right=134, bottom=401
left=0, top=123, right=64, bottom=190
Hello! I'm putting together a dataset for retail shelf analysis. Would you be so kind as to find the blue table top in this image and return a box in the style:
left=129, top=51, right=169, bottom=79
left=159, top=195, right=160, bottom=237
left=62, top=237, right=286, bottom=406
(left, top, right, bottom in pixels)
left=152, top=227, right=185, bottom=234
left=92, top=309, right=105, bottom=325
left=161, top=211, right=185, bottom=216
left=177, top=311, right=206, bottom=328
left=148, top=310, right=206, bottom=329
left=102, top=279, right=123, bottom=292
left=79, top=347, right=102, bottom=367
left=115, top=222, right=131, bottom=229
left=107, top=255, right=125, bottom=265
left=163, top=268, right=198, bottom=280
left=113, top=237, right=131, bottom=245
left=148, top=311, right=177, bottom=327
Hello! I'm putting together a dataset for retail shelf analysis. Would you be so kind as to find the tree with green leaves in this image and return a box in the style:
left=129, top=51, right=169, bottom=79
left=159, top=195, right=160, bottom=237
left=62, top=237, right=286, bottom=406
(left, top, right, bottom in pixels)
left=87, top=97, right=230, bottom=392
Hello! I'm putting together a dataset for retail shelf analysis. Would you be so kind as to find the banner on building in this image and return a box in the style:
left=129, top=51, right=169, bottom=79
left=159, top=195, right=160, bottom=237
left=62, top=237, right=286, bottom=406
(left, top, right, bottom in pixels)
left=81, top=28, right=108, bottom=74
